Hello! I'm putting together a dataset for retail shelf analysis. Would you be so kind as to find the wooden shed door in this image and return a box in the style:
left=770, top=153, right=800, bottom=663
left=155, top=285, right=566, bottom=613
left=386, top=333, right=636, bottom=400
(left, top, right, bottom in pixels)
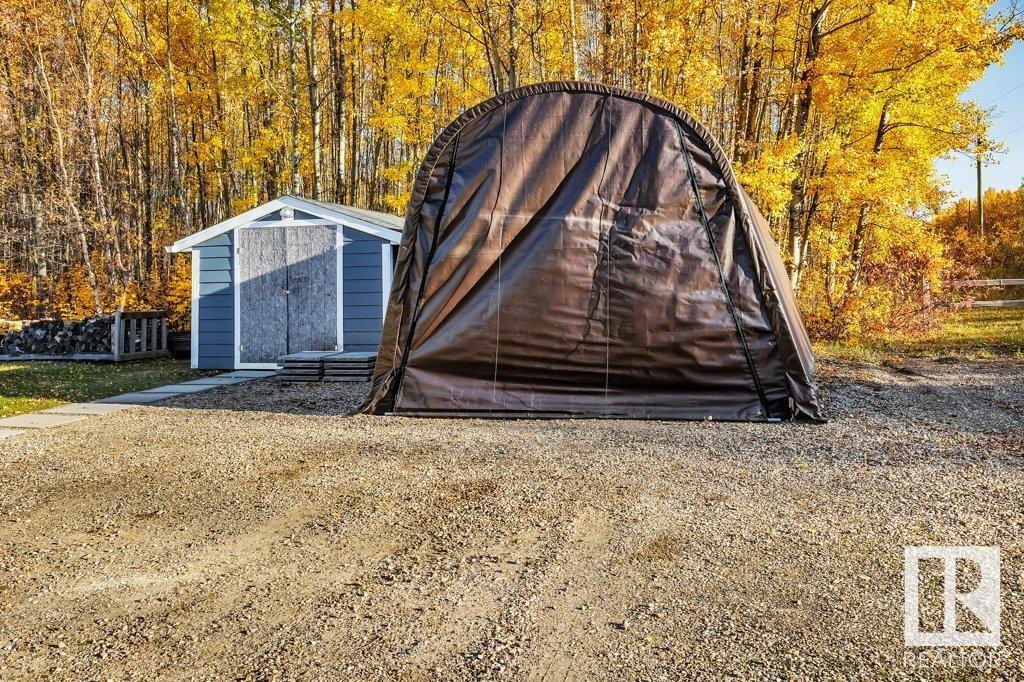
left=238, top=225, right=338, bottom=364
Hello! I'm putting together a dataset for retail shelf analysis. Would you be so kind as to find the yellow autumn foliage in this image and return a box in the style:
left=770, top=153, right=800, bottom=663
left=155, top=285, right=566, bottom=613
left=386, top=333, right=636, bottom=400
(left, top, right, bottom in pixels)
left=0, top=0, right=1019, bottom=341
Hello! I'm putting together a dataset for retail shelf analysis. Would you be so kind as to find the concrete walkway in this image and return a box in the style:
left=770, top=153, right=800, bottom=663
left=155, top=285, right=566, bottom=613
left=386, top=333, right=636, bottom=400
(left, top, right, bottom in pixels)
left=0, top=370, right=275, bottom=440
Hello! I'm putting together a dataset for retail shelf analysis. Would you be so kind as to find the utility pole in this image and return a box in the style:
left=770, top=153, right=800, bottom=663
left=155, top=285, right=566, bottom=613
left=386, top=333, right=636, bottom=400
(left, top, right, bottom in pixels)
left=976, top=135, right=985, bottom=237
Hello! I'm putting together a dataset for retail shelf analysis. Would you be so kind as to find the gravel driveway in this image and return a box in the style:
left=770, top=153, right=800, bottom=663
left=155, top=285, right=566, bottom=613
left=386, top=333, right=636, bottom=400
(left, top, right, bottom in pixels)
left=1, top=359, right=1021, bottom=679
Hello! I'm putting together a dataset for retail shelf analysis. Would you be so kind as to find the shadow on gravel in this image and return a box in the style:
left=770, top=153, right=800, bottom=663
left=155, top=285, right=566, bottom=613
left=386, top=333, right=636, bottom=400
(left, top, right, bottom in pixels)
left=823, top=358, right=1023, bottom=436
left=152, top=359, right=1024, bottom=440
left=157, top=377, right=371, bottom=416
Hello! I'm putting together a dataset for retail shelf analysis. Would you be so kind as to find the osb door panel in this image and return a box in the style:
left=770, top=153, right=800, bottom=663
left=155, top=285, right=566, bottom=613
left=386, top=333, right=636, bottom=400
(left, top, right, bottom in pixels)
left=238, top=226, right=288, bottom=363
left=285, top=225, right=338, bottom=352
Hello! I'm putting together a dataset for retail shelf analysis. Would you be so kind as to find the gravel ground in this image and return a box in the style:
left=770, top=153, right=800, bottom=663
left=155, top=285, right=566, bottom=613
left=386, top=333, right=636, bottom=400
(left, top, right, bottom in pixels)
left=0, top=358, right=1022, bottom=680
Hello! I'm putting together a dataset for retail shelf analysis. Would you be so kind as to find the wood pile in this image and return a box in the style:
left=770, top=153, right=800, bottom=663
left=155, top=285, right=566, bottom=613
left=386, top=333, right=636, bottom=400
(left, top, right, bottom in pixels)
left=0, top=316, right=114, bottom=356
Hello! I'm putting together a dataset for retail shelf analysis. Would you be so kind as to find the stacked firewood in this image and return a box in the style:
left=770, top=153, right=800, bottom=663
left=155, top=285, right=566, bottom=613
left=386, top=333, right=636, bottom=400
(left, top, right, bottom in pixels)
left=0, top=316, right=114, bottom=356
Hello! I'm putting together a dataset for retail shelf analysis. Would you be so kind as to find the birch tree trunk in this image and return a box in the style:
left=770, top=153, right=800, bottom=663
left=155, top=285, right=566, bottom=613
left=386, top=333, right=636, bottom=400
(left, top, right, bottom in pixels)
left=847, top=102, right=890, bottom=298
left=288, top=3, right=302, bottom=195
left=165, top=0, right=187, bottom=235
left=786, top=0, right=830, bottom=292
left=304, top=1, right=322, bottom=199
left=329, top=0, right=347, bottom=202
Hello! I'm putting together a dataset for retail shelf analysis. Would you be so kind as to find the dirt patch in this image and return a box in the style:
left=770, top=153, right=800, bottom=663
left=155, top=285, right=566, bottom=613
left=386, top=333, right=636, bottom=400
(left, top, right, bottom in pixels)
left=637, top=533, right=688, bottom=561
left=0, top=359, right=1022, bottom=678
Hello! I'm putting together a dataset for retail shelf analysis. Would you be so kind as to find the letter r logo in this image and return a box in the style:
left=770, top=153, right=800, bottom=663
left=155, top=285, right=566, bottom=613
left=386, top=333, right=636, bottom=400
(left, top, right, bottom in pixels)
left=904, top=546, right=1000, bottom=647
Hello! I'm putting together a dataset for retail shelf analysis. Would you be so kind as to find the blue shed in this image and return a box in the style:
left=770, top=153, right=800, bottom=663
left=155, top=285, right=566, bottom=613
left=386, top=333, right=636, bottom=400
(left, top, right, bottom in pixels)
left=169, top=196, right=402, bottom=370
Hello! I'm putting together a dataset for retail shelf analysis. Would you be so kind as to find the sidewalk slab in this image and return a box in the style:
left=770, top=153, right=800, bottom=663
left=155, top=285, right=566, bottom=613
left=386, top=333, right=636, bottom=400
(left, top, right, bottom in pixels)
left=139, top=383, right=215, bottom=395
left=0, top=413, right=88, bottom=429
left=180, top=376, right=253, bottom=386
left=95, top=392, right=169, bottom=405
left=41, top=402, right=132, bottom=416
left=0, top=428, right=24, bottom=439
left=219, top=370, right=276, bottom=379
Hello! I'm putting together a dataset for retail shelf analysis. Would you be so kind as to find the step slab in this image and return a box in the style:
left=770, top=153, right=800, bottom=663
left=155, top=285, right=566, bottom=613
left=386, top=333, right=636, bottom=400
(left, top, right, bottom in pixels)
left=41, top=402, right=132, bottom=416
left=96, top=392, right=171, bottom=404
left=180, top=376, right=254, bottom=386
left=0, top=413, right=88, bottom=429
left=218, top=370, right=277, bottom=379
left=139, top=383, right=217, bottom=395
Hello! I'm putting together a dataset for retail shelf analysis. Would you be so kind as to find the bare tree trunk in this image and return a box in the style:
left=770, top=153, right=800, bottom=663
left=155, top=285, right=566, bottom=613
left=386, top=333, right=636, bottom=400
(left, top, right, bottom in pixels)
left=304, top=1, right=322, bottom=199
left=32, top=44, right=103, bottom=313
left=71, top=3, right=131, bottom=303
left=600, top=0, right=613, bottom=83
left=506, top=0, right=518, bottom=90
left=138, top=1, right=155, bottom=278
left=348, top=21, right=358, bottom=204
left=210, top=45, right=234, bottom=218
left=847, top=101, right=889, bottom=298
left=287, top=4, right=302, bottom=195
left=329, top=0, right=347, bottom=202
left=165, top=0, right=187, bottom=235
left=568, top=0, right=580, bottom=79
left=976, top=136, right=985, bottom=236
left=785, top=0, right=830, bottom=292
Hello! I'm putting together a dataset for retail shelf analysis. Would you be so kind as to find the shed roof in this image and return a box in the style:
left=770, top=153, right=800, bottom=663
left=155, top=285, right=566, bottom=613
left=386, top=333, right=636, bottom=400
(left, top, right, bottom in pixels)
left=299, top=198, right=404, bottom=232
left=168, top=195, right=403, bottom=253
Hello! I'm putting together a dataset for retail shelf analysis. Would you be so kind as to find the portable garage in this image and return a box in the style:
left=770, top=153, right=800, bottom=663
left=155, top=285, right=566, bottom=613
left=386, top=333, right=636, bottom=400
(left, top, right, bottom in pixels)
left=363, top=82, right=823, bottom=421
left=170, top=196, right=402, bottom=369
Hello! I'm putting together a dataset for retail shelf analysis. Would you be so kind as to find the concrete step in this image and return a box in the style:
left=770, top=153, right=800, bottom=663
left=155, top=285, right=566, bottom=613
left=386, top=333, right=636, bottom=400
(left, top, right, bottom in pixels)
left=0, top=413, right=88, bottom=429
left=95, top=392, right=171, bottom=405
left=40, top=403, right=132, bottom=416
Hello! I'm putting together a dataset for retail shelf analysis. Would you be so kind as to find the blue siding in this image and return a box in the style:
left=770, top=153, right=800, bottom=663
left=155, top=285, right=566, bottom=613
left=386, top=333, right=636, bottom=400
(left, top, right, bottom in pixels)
left=200, top=318, right=233, bottom=332
left=199, top=281, right=231, bottom=296
left=344, top=266, right=380, bottom=280
left=344, top=279, right=384, bottom=293
left=199, top=269, right=231, bottom=283
left=199, top=246, right=231, bottom=258
left=200, top=233, right=232, bottom=247
left=196, top=232, right=235, bottom=369
left=342, top=227, right=387, bottom=352
left=200, top=257, right=231, bottom=271
left=345, top=331, right=385, bottom=346
left=345, top=318, right=384, bottom=332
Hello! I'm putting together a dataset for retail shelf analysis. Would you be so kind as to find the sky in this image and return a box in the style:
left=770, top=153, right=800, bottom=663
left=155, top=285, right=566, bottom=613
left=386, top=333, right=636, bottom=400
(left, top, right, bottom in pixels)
left=933, top=12, right=1024, bottom=200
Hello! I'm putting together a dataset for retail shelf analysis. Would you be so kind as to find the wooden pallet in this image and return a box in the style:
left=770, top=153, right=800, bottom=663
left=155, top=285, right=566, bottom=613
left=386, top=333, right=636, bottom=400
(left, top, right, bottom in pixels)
left=322, top=351, right=376, bottom=383
left=275, top=351, right=336, bottom=382
left=275, top=351, right=377, bottom=383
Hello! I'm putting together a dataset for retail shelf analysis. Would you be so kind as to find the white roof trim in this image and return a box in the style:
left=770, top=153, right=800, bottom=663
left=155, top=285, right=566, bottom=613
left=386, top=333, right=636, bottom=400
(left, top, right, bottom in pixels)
left=169, top=195, right=402, bottom=252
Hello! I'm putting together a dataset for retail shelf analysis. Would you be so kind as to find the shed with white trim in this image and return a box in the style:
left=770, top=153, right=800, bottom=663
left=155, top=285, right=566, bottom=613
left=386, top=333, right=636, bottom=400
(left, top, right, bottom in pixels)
left=169, top=195, right=402, bottom=370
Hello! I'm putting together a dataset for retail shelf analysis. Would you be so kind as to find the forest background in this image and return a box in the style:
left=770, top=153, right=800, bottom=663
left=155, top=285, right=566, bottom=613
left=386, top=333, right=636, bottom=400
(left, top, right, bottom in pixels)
left=0, top=0, right=1021, bottom=338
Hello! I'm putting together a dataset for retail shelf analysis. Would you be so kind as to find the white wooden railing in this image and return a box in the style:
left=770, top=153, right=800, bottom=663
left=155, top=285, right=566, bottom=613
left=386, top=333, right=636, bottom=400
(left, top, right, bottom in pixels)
left=946, top=278, right=1024, bottom=308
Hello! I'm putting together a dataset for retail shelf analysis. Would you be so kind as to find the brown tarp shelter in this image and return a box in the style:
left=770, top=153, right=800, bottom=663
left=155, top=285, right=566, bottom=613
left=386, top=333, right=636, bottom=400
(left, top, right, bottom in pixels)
left=362, top=82, right=823, bottom=421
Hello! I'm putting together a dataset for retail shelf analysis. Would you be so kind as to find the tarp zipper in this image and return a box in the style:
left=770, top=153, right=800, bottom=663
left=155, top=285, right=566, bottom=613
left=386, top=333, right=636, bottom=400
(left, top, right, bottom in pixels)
left=677, top=123, right=771, bottom=417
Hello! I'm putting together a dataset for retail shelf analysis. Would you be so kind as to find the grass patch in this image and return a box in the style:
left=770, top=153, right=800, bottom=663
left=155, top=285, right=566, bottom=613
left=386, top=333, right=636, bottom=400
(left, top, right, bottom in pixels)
left=0, top=359, right=214, bottom=417
left=816, top=307, right=1024, bottom=363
